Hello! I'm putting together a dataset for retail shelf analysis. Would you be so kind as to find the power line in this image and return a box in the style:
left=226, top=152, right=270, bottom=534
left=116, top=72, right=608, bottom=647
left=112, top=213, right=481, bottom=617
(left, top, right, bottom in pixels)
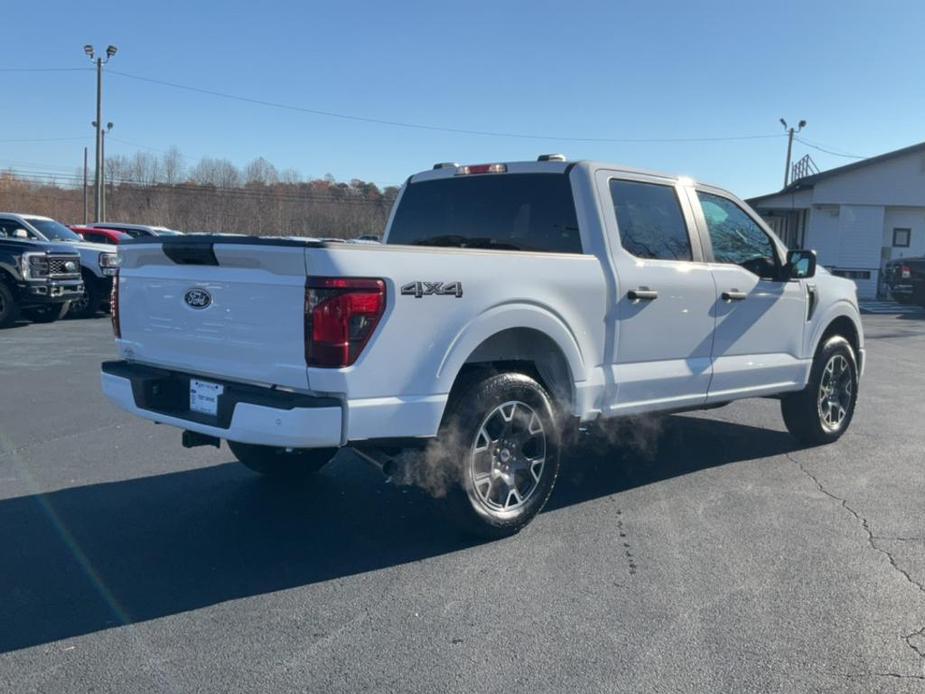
left=107, top=136, right=173, bottom=154
left=107, top=69, right=784, bottom=144
left=0, top=157, right=84, bottom=172
left=2, top=168, right=396, bottom=206
left=103, top=137, right=402, bottom=188
left=0, top=67, right=91, bottom=72
left=0, top=136, right=88, bottom=143
left=794, top=136, right=865, bottom=159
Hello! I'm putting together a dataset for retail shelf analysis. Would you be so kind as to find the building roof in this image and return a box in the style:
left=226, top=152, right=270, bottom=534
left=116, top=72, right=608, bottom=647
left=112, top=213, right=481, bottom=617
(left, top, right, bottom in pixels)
left=748, top=140, right=925, bottom=206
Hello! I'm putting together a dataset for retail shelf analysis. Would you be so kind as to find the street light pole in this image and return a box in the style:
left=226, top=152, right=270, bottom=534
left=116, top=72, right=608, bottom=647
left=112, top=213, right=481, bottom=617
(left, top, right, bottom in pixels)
left=84, top=44, right=117, bottom=221
left=82, top=146, right=88, bottom=224
left=780, top=118, right=807, bottom=188
left=101, top=123, right=112, bottom=221
left=94, top=56, right=102, bottom=220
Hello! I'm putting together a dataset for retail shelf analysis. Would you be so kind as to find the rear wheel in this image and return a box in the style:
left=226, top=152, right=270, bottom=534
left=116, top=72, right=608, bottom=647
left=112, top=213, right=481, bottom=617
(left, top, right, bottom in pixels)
left=24, top=303, right=70, bottom=323
left=228, top=441, right=337, bottom=479
left=781, top=335, right=858, bottom=445
left=0, top=283, right=19, bottom=328
left=434, top=371, right=561, bottom=539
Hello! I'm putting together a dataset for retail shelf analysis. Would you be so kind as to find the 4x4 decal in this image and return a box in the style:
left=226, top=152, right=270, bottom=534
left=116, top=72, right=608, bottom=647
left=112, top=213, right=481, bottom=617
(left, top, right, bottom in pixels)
left=400, top=281, right=463, bottom=298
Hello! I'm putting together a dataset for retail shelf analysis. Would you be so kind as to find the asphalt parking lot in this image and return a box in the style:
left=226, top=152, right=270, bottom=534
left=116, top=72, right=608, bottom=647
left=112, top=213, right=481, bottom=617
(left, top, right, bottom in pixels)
left=2, top=311, right=925, bottom=693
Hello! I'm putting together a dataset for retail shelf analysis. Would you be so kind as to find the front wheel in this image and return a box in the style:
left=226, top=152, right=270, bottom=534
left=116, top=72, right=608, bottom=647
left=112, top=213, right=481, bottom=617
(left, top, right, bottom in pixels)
left=781, top=335, right=859, bottom=445
left=228, top=441, right=337, bottom=479
left=68, top=278, right=102, bottom=319
left=24, top=303, right=70, bottom=323
left=0, top=283, right=20, bottom=328
left=434, top=372, right=561, bottom=539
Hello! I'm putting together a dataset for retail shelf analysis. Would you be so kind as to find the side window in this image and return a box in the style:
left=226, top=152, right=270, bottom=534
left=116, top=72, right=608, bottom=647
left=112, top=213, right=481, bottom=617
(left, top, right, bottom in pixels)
left=609, top=179, right=692, bottom=261
left=0, top=221, right=26, bottom=239
left=698, top=192, right=779, bottom=278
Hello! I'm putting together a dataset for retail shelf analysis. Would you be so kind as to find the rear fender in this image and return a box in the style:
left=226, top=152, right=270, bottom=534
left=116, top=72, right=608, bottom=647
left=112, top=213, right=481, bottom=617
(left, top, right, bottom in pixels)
left=436, top=303, right=588, bottom=411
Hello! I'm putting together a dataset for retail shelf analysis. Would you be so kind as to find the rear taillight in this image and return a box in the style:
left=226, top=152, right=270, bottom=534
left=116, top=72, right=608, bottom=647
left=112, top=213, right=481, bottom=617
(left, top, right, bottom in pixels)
left=901, top=265, right=911, bottom=279
left=111, top=269, right=121, bottom=338
left=305, top=277, right=386, bottom=367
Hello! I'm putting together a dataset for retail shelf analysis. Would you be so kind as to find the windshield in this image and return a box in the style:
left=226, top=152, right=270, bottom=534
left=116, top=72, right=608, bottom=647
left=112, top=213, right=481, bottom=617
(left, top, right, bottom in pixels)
left=27, top=218, right=82, bottom=242
left=387, top=173, right=582, bottom=253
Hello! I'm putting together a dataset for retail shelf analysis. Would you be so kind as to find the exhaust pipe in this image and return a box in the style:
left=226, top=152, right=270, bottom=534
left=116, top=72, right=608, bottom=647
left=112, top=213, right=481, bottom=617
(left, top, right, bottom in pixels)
left=349, top=446, right=396, bottom=478
left=182, top=430, right=221, bottom=449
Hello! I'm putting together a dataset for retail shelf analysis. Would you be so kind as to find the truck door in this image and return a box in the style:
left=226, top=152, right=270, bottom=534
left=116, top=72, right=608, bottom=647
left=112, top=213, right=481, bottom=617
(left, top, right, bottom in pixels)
left=690, top=188, right=808, bottom=400
left=595, top=171, right=718, bottom=415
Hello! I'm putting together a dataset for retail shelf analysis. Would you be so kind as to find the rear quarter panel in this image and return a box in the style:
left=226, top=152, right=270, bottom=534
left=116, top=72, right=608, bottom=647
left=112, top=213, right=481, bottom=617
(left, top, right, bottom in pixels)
left=304, top=245, right=608, bottom=410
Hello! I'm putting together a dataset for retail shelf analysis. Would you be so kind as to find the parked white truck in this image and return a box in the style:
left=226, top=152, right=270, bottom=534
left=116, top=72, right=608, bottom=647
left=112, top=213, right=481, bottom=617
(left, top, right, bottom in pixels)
left=101, top=157, right=864, bottom=537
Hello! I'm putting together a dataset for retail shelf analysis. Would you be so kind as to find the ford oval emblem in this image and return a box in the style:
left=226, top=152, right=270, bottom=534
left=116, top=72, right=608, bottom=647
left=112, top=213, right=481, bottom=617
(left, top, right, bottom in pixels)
left=184, top=288, right=212, bottom=309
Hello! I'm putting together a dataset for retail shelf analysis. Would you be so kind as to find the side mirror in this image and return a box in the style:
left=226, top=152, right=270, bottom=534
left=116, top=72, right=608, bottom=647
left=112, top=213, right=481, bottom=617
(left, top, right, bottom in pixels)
left=12, top=229, right=29, bottom=239
left=785, top=249, right=816, bottom=279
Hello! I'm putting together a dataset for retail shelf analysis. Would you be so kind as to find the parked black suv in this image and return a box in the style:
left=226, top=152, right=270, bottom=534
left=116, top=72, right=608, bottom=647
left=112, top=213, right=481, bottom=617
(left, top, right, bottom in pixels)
left=0, top=235, right=84, bottom=327
left=885, top=257, right=925, bottom=307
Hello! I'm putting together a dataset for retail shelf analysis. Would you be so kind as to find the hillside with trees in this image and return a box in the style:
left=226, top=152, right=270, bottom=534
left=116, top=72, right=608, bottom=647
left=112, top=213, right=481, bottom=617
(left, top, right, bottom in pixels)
left=0, top=148, right=400, bottom=238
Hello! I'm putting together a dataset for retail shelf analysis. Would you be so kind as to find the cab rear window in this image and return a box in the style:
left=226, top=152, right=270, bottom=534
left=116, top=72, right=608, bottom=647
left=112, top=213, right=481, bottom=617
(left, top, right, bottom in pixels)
left=387, top=173, right=582, bottom=253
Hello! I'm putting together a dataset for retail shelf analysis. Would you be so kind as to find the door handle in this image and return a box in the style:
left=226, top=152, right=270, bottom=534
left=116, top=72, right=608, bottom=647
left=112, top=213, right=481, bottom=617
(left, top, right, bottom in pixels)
left=628, top=288, right=659, bottom=301
left=721, top=289, right=748, bottom=302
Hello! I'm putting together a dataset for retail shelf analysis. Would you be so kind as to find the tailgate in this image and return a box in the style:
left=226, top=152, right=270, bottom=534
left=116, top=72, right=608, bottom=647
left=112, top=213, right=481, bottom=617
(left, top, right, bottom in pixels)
left=117, top=239, right=313, bottom=390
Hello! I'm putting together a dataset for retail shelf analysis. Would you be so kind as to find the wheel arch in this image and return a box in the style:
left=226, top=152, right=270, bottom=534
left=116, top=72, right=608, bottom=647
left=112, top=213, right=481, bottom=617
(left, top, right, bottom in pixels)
left=437, top=306, right=586, bottom=415
left=809, top=303, right=863, bottom=365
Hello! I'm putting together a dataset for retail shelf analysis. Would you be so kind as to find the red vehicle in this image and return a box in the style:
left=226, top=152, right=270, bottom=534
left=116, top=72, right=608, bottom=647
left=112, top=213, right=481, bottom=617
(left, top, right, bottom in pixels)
left=70, top=226, right=132, bottom=246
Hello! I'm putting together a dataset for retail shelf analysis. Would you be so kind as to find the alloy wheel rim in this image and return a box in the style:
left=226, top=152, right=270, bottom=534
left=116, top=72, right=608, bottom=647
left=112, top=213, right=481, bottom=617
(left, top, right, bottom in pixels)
left=818, top=354, right=853, bottom=432
left=469, top=400, right=546, bottom=514
left=71, top=291, right=89, bottom=314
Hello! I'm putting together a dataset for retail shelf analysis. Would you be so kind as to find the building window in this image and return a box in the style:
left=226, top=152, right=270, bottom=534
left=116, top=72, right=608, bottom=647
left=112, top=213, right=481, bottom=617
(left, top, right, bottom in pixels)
left=893, top=228, right=911, bottom=247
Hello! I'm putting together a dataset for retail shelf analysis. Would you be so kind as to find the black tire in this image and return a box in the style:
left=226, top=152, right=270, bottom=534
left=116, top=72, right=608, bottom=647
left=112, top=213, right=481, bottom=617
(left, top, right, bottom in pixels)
left=68, top=276, right=102, bottom=319
left=228, top=440, right=337, bottom=479
left=0, top=282, right=19, bottom=328
left=781, top=335, right=859, bottom=445
left=24, top=302, right=70, bottom=323
left=434, top=371, right=561, bottom=539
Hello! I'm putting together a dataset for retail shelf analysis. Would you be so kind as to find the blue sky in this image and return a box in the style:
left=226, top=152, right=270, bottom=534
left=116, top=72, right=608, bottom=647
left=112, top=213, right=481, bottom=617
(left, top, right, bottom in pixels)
left=2, top=0, right=924, bottom=197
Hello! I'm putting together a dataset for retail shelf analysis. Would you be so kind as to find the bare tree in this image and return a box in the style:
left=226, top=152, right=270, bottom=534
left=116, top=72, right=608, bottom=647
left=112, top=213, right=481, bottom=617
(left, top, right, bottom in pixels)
left=162, top=146, right=184, bottom=185
left=0, top=148, right=398, bottom=238
left=244, top=157, right=279, bottom=185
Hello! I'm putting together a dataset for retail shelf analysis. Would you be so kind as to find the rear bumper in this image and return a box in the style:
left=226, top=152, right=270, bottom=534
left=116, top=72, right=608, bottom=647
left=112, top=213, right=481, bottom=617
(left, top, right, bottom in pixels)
left=101, top=360, right=343, bottom=448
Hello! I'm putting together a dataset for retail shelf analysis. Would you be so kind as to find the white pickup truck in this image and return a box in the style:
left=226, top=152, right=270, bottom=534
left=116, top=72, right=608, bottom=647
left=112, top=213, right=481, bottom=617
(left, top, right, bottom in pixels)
left=102, top=156, right=864, bottom=537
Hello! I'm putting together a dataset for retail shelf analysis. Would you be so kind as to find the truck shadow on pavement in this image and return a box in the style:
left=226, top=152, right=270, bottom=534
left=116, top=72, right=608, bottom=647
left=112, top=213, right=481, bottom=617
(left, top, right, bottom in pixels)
left=0, top=413, right=800, bottom=653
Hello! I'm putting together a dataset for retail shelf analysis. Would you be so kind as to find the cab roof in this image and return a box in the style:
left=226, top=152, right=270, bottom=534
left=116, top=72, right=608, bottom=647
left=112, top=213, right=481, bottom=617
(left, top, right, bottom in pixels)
left=410, top=158, right=695, bottom=186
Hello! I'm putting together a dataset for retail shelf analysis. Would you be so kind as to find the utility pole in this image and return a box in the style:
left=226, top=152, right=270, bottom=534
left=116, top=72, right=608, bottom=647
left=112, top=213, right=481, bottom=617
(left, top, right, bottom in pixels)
left=84, top=44, right=117, bottom=221
left=780, top=118, right=806, bottom=188
left=100, top=123, right=113, bottom=221
left=82, top=146, right=88, bottom=224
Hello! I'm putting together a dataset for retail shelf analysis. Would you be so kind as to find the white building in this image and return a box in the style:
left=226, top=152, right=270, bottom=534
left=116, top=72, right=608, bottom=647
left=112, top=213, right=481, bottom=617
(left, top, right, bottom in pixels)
left=748, top=141, right=925, bottom=298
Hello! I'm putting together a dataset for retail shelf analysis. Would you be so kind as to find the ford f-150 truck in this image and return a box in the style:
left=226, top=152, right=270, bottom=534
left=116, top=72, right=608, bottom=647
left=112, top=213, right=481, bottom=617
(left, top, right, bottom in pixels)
left=884, top=256, right=925, bottom=306
left=101, top=157, right=864, bottom=538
